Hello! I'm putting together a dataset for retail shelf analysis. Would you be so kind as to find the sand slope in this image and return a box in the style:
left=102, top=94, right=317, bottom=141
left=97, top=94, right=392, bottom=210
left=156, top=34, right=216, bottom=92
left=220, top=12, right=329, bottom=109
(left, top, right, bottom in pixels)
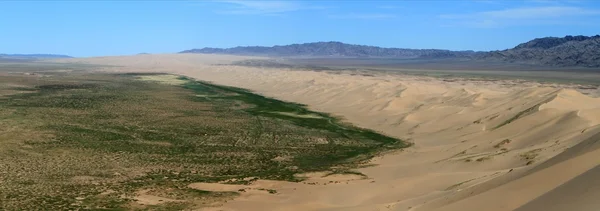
left=54, top=54, right=600, bottom=211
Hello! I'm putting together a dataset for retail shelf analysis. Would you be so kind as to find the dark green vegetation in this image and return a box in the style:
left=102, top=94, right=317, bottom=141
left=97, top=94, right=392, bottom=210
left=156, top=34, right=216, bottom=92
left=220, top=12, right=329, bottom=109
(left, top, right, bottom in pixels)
left=493, top=139, right=512, bottom=148
left=494, top=103, right=543, bottom=130
left=0, top=69, right=406, bottom=210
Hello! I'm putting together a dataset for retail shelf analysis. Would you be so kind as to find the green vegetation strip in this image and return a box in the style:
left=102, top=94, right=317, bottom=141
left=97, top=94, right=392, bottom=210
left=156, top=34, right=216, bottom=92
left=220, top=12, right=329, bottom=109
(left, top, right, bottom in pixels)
left=0, top=72, right=407, bottom=210
left=178, top=76, right=403, bottom=146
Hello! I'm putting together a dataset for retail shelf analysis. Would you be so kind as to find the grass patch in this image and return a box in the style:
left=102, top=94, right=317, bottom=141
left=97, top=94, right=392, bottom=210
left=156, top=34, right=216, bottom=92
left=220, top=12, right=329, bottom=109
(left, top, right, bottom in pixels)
left=257, top=188, right=278, bottom=194
left=494, top=105, right=540, bottom=129
left=323, top=169, right=367, bottom=178
left=445, top=178, right=476, bottom=191
left=475, top=156, right=491, bottom=162
left=493, top=139, right=512, bottom=148
left=137, top=74, right=187, bottom=85
left=520, top=149, right=542, bottom=162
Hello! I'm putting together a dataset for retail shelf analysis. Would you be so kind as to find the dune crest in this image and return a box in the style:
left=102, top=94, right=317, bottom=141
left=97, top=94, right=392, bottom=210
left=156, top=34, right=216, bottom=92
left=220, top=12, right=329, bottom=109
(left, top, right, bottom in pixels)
left=55, top=54, right=600, bottom=211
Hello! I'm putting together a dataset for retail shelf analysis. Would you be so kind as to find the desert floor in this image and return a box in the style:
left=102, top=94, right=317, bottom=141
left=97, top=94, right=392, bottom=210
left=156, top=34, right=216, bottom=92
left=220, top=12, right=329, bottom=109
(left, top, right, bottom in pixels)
left=55, top=54, right=600, bottom=211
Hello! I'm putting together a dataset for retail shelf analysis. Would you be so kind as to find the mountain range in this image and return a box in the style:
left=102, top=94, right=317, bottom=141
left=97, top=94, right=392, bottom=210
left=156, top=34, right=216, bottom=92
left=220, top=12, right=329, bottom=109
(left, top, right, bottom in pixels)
left=181, top=35, right=600, bottom=68
left=481, top=35, right=600, bottom=67
left=181, top=42, right=479, bottom=59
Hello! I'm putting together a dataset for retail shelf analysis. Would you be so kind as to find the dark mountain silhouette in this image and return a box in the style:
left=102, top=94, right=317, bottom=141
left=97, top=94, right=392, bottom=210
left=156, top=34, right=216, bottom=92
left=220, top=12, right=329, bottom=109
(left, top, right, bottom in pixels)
left=180, top=41, right=478, bottom=58
left=180, top=35, right=600, bottom=67
left=514, top=35, right=599, bottom=49
left=478, top=35, right=600, bottom=67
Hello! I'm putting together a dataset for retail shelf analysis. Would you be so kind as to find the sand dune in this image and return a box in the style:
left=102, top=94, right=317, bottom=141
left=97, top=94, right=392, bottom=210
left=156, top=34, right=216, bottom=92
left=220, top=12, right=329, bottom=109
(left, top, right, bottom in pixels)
left=54, top=54, right=600, bottom=211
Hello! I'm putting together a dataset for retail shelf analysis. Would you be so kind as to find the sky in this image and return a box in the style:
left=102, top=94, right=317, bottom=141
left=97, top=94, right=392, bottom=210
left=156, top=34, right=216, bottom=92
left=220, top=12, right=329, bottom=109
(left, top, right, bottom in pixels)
left=1, top=0, right=599, bottom=57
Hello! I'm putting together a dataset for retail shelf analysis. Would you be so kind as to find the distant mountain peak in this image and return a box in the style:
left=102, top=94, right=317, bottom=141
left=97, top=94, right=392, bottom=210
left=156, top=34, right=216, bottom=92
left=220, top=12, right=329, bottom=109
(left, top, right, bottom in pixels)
left=513, top=35, right=600, bottom=50
left=481, top=34, right=600, bottom=67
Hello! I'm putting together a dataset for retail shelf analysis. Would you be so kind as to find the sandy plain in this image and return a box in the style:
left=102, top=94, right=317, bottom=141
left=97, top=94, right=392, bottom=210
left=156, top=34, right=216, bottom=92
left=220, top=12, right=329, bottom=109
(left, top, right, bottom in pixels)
left=54, top=54, right=600, bottom=211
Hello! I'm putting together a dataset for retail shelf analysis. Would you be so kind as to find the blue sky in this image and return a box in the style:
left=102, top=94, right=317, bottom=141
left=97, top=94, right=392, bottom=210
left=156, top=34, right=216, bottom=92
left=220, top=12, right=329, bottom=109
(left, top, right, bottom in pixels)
left=1, top=0, right=599, bottom=57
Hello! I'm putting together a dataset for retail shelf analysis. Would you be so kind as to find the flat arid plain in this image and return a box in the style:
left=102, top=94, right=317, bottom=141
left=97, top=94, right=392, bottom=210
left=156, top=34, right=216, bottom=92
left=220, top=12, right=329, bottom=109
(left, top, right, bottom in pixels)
left=3, top=54, right=600, bottom=211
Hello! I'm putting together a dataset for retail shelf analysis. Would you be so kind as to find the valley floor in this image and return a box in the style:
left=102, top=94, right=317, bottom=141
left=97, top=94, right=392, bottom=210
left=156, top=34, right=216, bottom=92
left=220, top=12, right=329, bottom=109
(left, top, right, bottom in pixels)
left=52, top=54, right=600, bottom=211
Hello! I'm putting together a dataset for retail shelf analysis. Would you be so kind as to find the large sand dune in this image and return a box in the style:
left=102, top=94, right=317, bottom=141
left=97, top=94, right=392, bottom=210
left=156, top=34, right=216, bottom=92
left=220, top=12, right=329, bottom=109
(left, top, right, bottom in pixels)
left=55, top=54, right=600, bottom=211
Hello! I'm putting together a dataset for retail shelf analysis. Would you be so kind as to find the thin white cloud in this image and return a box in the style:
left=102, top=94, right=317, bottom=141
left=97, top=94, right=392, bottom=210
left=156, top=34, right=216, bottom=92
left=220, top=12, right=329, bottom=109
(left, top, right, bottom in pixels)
left=471, top=0, right=504, bottom=4
left=328, top=13, right=397, bottom=20
left=441, top=19, right=500, bottom=28
left=527, top=0, right=584, bottom=4
left=440, top=6, right=600, bottom=27
left=442, top=6, right=599, bottom=19
left=484, top=6, right=598, bottom=18
left=377, top=5, right=403, bottom=9
left=528, top=0, right=559, bottom=3
left=215, top=0, right=324, bottom=15
left=473, top=0, right=581, bottom=5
